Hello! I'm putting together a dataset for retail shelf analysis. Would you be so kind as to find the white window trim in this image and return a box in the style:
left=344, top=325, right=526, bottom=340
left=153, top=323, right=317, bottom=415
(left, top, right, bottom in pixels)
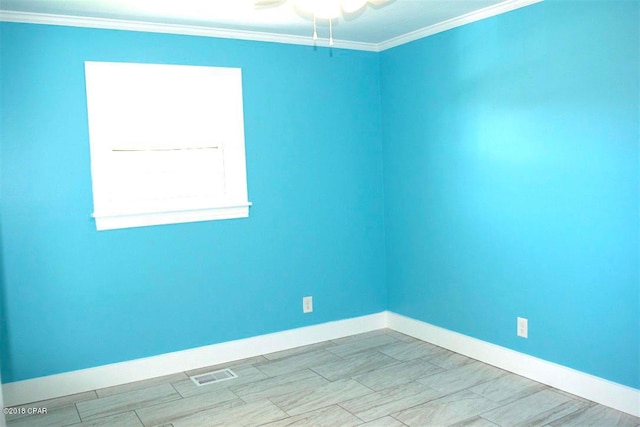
left=92, top=203, right=251, bottom=231
left=85, top=61, right=251, bottom=231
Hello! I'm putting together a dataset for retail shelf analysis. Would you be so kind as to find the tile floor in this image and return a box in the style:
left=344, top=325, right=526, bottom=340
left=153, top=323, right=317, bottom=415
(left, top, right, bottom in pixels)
left=5, top=329, right=640, bottom=426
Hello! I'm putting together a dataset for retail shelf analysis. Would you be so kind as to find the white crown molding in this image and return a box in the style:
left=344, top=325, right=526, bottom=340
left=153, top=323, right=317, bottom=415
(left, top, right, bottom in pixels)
left=377, top=0, right=544, bottom=51
left=0, top=0, right=542, bottom=52
left=0, top=11, right=379, bottom=52
left=387, top=312, right=640, bottom=417
left=2, top=312, right=386, bottom=407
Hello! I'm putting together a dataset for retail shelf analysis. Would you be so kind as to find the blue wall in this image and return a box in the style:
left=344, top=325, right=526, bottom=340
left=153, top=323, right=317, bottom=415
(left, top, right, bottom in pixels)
left=1, top=0, right=639, bottom=391
left=381, top=0, right=639, bottom=389
left=0, top=23, right=386, bottom=382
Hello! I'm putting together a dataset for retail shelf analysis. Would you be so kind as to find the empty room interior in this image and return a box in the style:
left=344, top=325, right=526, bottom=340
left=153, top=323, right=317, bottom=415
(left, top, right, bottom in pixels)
left=0, top=0, right=639, bottom=425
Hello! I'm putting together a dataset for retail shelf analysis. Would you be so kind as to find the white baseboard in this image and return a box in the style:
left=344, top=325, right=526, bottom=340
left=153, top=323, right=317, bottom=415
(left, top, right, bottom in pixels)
left=3, top=311, right=638, bottom=418
left=387, top=312, right=640, bottom=417
left=2, top=313, right=386, bottom=407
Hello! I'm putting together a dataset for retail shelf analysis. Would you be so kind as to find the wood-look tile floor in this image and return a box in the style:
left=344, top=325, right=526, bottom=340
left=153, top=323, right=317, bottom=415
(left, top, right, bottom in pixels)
left=6, top=329, right=640, bottom=427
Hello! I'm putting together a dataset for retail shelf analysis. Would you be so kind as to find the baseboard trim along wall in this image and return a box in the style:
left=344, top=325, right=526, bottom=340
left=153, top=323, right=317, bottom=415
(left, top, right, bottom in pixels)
left=3, top=311, right=639, bottom=417
left=386, top=312, right=640, bottom=417
left=2, top=313, right=386, bottom=407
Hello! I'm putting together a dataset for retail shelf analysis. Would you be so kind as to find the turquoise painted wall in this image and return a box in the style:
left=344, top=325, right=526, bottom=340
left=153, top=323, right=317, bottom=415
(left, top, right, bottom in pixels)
left=1, top=0, right=639, bottom=391
left=0, top=29, right=6, bottom=388
left=381, top=0, right=639, bottom=389
left=0, top=23, right=386, bottom=382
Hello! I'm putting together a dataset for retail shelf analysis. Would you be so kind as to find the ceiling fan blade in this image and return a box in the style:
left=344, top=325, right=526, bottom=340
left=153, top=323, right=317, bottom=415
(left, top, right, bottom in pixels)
left=342, top=0, right=368, bottom=14
left=254, top=0, right=286, bottom=8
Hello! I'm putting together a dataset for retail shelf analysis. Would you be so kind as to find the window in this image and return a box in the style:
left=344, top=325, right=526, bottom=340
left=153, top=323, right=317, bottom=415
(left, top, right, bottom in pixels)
left=84, top=61, right=251, bottom=231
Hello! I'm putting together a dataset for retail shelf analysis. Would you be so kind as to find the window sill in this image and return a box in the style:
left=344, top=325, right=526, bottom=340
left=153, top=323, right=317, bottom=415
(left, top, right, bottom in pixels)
left=92, top=202, right=252, bottom=231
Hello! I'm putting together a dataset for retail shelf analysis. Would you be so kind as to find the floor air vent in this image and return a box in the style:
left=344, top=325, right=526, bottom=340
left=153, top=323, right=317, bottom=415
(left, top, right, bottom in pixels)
left=190, top=368, right=238, bottom=386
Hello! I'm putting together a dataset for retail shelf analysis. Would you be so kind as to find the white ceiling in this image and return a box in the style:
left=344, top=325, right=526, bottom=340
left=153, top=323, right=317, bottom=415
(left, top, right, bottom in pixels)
left=0, top=0, right=540, bottom=50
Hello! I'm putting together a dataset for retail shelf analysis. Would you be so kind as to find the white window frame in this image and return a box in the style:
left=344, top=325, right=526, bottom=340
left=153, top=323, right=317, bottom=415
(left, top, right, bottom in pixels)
left=84, top=61, right=251, bottom=231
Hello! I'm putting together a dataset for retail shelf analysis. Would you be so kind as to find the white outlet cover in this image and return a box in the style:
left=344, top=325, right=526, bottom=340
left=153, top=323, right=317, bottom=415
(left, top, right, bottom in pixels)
left=517, top=317, right=528, bottom=338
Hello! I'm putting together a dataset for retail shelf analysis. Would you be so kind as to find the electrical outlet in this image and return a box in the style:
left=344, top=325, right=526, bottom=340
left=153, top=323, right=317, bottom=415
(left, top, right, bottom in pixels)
left=517, top=317, right=528, bottom=338
left=303, top=296, right=313, bottom=313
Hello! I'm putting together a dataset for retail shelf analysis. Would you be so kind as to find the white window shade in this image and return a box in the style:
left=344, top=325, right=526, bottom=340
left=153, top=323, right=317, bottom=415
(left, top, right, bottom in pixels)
left=85, top=62, right=251, bottom=230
